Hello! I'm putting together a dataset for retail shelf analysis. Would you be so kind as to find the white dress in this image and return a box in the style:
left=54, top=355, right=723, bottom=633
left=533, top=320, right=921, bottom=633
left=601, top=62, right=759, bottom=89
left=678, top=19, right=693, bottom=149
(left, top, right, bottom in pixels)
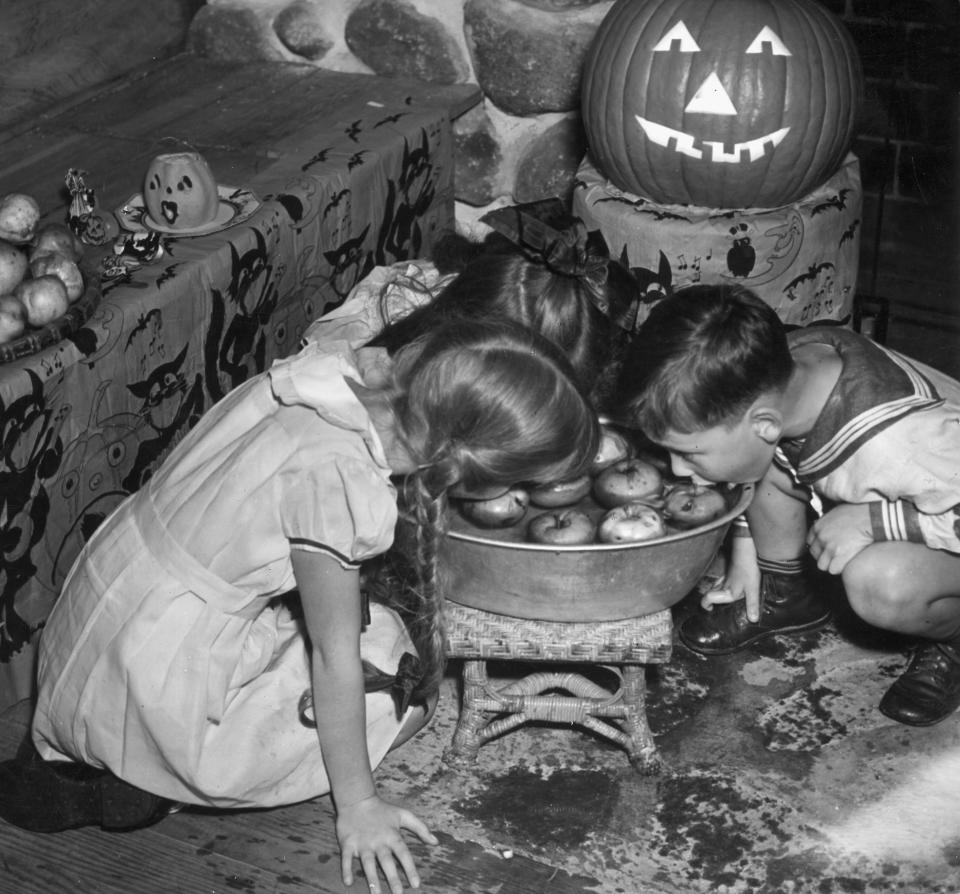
left=32, top=342, right=416, bottom=809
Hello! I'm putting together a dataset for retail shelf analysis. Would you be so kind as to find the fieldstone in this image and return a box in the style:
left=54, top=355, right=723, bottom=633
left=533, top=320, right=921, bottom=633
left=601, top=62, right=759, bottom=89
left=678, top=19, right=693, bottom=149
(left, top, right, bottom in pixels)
left=345, top=0, right=469, bottom=85
left=453, top=104, right=505, bottom=206
left=464, top=0, right=611, bottom=116
left=187, top=5, right=286, bottom=63
left=514, top=116, right=587, bottom=204
left=274, top=0, right=334, bottom=61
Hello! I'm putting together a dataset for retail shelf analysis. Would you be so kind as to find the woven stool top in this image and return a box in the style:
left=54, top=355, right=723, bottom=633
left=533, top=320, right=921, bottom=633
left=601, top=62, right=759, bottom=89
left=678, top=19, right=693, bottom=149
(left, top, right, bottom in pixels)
left=443, top=600, right=673, bottom=663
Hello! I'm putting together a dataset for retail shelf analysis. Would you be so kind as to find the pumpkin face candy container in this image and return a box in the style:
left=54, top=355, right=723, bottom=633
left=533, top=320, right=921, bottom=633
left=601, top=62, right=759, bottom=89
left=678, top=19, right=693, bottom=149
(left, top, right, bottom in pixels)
left=143, top=151, right=220, bottom=230
left=580, top=0, right=863, bottom=210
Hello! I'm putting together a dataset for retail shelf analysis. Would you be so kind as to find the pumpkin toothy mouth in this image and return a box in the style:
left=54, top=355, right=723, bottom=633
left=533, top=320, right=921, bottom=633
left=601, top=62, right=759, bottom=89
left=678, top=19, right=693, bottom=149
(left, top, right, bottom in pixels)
left=636, top=116, right=790, bottom=164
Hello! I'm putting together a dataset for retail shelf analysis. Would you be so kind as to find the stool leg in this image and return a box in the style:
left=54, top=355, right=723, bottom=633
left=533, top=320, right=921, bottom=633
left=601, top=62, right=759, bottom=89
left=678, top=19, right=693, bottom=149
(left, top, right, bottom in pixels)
left=442, top=660, right=487, bottom=768
left=620, top=665, right=662, bottom=774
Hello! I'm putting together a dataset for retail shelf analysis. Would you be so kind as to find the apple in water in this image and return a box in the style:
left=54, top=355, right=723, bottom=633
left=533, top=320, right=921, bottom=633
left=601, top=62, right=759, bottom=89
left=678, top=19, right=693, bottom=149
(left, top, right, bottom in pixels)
left=528, top=474, right=592, bottom=508
left=662, top=483, right=728, bottom=529
left=592, top=458, right=664, bottom=509
left=597, top=501, right=667, bottom=544
left=527, top=508, right=597, bottom=545
left=458, top=487, right=529, bottom=528
left=590, top=425, right=632, bottom=474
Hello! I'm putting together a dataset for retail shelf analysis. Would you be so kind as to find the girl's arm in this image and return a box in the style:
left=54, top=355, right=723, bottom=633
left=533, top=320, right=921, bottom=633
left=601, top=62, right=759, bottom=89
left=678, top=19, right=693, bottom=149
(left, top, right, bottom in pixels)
left=291, top=549, right=436, bottom=894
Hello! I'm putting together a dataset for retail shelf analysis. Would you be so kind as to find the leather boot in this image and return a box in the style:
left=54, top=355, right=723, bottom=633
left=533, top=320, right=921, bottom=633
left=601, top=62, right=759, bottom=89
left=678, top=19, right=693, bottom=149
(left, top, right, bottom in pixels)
left=0, top=738, right=174, bottom=833
left=679, top=569, right=830, bottom=655
left=879, top=638, right=960, bottom=727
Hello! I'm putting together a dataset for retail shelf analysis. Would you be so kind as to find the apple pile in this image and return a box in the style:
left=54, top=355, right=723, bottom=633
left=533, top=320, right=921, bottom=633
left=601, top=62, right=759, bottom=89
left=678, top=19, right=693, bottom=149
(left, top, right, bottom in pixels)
left=0, top=192, right=88, bottom=345
left=456, top=425, right=729, bottom=546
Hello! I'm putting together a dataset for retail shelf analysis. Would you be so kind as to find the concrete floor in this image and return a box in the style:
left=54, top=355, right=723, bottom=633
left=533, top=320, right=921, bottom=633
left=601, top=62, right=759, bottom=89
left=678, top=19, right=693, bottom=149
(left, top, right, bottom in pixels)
left=373, top=585, right=960, bottom=894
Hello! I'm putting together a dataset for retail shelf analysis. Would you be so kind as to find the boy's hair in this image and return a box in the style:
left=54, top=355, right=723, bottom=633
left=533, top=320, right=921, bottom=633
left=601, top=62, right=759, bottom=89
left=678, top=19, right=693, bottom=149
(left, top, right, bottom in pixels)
left=369, top=231, right=637, bottom=410
left=380, top=318, right=601, bottom=700
left=615, top=284, right=794, bottom=440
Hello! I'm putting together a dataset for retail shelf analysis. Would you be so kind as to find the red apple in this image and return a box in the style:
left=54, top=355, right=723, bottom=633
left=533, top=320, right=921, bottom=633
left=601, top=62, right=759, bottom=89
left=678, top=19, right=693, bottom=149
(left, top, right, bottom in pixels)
left=662, top=483, right=728, bottom=530
left=527, top=508, right=597, bottom=545
left=529, top=474, right=592, bottom=508
left=591, top=458, right=664, bottom=509
left=597, top=502, right=667, bottom=544
left=458, top=487, right=529, bottom=528
left=590, top=426, right=633, bottom=474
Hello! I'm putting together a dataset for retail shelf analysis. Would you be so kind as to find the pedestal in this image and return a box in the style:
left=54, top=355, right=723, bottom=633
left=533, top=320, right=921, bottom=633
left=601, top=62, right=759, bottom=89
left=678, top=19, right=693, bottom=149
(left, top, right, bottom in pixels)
left=573, top=152, right=862, bottom=329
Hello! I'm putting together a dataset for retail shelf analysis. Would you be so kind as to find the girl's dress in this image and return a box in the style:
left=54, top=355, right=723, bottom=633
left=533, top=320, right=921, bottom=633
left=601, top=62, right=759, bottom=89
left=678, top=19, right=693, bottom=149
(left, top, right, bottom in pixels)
left=31, top=341, right=416, bottom=809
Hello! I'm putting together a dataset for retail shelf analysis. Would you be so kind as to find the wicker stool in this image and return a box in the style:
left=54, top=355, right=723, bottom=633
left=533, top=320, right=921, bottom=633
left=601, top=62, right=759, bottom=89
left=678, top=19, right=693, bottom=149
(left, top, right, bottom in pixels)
left=442, top=601, right=673, bottom=773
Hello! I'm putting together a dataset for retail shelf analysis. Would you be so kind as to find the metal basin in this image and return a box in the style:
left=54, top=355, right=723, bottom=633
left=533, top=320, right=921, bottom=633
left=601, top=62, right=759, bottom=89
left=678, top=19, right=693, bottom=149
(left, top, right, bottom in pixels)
left=435, top=484, right=754, bottom=622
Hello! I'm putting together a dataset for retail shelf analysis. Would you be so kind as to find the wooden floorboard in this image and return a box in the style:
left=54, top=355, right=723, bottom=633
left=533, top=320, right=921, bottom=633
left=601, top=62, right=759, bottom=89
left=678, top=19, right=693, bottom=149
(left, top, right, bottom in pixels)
left=0, top=701, right=600, bottom=894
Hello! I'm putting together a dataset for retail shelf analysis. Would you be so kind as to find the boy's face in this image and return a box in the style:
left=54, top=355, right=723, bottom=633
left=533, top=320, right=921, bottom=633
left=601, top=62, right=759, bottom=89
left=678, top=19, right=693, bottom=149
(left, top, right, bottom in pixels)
left=656, top=414, right=776, bottom=485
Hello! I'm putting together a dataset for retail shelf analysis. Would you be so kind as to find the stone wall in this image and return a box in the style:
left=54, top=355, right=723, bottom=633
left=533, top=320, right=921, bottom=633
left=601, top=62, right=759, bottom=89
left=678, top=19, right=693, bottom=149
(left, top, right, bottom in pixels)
left=186, top=0, right=959, bottom=317
left=186, top=0, right=615, bottom=233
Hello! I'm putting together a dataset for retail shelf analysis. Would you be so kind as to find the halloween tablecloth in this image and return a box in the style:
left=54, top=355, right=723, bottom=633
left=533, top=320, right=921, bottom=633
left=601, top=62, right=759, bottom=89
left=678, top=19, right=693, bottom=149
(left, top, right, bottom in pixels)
left=573, top=152, right=862, bottom=329
left=0, top=60, right=477, bottom=710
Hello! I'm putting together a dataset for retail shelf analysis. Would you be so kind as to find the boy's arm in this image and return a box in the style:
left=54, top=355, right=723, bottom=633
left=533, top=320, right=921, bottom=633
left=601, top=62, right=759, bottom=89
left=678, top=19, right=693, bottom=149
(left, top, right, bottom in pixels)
left=868, top=499, right=960, bottom=555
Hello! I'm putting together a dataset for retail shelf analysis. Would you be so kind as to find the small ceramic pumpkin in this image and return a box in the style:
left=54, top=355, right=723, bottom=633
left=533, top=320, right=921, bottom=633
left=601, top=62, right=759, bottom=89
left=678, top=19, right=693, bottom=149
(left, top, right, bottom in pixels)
left=581, top=0, right=863, bottom=208
left=143, top=152, right=219, bottom=229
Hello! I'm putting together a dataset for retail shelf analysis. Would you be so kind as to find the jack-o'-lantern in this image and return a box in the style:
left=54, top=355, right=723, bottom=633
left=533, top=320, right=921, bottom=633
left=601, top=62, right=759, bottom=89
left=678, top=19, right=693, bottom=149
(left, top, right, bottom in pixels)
left=143, top=152, right=219, bottom=229
left=581, top=0, right=863, bottom=208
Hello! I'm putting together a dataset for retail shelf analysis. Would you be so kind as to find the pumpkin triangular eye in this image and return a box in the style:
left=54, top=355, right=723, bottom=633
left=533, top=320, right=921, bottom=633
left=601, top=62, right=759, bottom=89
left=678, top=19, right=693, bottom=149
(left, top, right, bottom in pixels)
left=653, top=22, right=700, bottom=52
left=745, top=26, right=791, bottom=56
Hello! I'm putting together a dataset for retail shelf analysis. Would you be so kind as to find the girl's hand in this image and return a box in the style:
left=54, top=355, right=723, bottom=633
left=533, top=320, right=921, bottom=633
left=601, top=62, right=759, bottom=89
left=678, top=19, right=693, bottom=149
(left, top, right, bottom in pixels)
left=337, top=794, right=438, bottom=894
left=807, top=503, right=873, bottom=574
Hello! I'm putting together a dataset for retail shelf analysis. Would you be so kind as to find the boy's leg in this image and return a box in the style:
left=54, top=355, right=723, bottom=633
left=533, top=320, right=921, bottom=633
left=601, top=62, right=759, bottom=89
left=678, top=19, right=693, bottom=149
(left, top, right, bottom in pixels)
left=843, top=542, right=960, bottom=726
left=681, top=464, right=830, bottom=654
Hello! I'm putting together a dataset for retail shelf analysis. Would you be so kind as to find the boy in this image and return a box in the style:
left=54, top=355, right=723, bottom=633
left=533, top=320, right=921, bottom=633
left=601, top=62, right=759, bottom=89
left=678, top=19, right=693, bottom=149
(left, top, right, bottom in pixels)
left=616, top=284, right=960, bottom=727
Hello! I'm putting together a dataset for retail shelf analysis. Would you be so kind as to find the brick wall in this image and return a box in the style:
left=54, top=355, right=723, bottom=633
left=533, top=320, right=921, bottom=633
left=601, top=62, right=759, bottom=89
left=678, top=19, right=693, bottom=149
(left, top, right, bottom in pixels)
left=822, top=0, right=959, bottom=330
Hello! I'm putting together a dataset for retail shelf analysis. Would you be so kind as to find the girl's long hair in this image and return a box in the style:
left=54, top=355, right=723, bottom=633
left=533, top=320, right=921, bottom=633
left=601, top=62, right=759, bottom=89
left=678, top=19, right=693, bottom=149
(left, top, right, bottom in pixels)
left=372, top=319, right=600, bottom=701
left=369, top=232, right=636, bottom=411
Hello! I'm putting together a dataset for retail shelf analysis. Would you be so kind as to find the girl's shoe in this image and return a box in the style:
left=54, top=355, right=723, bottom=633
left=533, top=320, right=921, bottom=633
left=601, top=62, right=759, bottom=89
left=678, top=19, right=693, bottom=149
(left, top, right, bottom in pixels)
left=0, top=739, right=174, bottom=833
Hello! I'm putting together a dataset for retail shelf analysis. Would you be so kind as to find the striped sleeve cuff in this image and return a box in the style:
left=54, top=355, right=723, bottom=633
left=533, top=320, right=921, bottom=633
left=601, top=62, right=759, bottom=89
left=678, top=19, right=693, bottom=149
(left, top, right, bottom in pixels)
left=731, top=514, right=752, bottom=537
left=288, top=537, right=361, bottom=568
left=868, top=500, right=924, bottom=544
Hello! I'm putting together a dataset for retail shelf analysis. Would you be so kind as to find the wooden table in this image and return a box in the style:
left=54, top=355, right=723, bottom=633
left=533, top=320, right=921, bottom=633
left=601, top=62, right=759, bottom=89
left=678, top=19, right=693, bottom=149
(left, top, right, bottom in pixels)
left=0, top=54, right=480, bottom=711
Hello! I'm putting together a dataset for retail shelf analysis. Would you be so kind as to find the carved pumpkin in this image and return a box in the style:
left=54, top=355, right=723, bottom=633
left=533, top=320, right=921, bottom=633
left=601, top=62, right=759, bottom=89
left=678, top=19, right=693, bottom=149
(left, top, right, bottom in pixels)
left=581, top=0, right=863, bottom=208
left=143, top=152, right=219, bottom=229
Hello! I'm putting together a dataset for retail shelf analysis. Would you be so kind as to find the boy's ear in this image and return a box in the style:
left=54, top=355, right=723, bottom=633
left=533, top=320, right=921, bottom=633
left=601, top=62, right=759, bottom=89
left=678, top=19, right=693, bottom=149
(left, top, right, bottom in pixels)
left=748, top=403, right=783, bottom=444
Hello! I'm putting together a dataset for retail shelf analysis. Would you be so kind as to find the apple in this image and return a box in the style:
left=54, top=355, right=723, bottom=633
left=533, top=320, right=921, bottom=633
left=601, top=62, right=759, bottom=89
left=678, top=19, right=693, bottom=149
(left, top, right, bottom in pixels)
left=527, top=508, right=597, bottom=545
left=528, top=474, right=592, bottom=508
left=662, top=483, right=728, bottom=530
left=30, top=251, right=84, bottom=302
left=597, top=502, right=667, bottom=544
left=0, top=240, right=28, bottom=295
left=458, top=487, right=529, bottom=528
left=14, top=275, right=69, bottom=327
left=30, top=223, right=84, bottom=263
left=590, top=426, right=632, bottom=474
left=0, top=293, right=26, bottom=344
left=0, top=193, right=41, bottom=245
left=592, top=458, right=664, bottom=509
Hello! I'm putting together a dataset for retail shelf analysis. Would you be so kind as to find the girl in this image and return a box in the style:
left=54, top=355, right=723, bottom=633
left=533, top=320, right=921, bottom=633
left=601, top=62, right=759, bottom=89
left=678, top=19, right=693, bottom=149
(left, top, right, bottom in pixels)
left=302, top=199, right=641, bottom=411
left=0, top=319, right=600, bottom=894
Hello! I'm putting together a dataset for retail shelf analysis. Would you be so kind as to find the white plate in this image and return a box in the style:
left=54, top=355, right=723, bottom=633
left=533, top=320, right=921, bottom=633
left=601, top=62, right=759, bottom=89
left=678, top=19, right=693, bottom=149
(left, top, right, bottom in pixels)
left=116, top=185, right=261, bottom=236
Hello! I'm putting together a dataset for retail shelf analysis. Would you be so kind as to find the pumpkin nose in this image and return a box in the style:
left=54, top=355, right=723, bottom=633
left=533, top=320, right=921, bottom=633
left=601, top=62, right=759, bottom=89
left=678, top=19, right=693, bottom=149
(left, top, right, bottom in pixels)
left=685, top=73, right=737, bottom=116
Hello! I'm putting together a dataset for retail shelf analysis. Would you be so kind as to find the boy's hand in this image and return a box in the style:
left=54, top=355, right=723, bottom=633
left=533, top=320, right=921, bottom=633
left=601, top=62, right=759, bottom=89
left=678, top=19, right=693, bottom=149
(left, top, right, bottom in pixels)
left=806, top=503, right=873, bottom=574
left=337, top=795, right=438, bottom=894
left=700, top=535, right=761, bottom=621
